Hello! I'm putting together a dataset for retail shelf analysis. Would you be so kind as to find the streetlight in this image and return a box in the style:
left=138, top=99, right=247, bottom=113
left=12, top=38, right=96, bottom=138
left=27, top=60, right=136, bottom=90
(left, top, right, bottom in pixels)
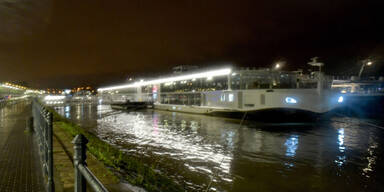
left=273, top=61, right=285, bottom=70
left=358, top=60, right=373, bottom=78
left=269, top=61, right=284, bottom=88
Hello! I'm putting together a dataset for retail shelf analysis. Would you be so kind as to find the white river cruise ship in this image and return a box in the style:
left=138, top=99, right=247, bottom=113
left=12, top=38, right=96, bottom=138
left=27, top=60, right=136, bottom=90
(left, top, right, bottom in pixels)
left=98, top=66, right=344, bottom=118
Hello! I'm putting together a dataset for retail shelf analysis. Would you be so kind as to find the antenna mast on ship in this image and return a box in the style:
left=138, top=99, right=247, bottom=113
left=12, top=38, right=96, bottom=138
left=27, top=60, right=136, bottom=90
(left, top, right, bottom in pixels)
left=308, top=57, right=325, bottom=95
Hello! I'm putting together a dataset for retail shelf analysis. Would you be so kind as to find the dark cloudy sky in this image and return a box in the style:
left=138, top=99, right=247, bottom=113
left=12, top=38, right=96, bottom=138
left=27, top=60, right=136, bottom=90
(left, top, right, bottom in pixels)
left=0, top=0, right=383, bottom=88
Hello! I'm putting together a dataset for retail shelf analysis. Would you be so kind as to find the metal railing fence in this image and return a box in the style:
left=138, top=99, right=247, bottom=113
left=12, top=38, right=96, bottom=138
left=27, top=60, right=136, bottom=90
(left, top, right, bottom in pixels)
left=32, top=99, right=109, bottom=192
left=32, top=99, right=55, bottom=192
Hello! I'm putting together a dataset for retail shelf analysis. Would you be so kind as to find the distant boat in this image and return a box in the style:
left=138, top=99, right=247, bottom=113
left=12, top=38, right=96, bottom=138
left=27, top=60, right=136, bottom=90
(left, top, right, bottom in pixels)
left=111, top=100, right=151, bottom=111
left=332, top=77, right=384, bottom=117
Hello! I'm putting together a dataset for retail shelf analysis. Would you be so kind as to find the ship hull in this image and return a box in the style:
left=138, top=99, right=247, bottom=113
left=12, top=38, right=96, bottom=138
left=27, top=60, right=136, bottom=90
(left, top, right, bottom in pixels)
left=154, top=103, right=321, bottom=122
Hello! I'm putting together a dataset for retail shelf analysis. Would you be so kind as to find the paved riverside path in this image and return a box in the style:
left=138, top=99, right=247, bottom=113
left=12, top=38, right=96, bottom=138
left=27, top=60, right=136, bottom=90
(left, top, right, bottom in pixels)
left=0, top=102, right=45, bottom=192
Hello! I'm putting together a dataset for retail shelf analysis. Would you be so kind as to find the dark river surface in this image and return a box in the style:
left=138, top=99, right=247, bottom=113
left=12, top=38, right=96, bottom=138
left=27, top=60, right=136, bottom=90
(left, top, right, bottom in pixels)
left=53, top=103, right=384, bottom=192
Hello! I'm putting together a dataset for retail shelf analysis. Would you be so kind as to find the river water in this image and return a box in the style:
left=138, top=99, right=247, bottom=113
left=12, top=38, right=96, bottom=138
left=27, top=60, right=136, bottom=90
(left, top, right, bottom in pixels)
left=53, top=103, right=384, bottom=192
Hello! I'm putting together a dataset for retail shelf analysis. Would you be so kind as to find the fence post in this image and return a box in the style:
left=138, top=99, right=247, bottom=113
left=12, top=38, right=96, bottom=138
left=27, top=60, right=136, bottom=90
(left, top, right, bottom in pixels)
left=26, top=116, right=34, bottom=132
left=47, top=112, right=55, bottom=192
left=73, top=134, right=88, bottom=192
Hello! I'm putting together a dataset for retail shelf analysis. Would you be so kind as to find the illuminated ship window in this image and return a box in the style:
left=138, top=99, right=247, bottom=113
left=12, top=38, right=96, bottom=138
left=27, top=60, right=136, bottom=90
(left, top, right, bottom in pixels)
left=228, top=93, right=234, bottom=102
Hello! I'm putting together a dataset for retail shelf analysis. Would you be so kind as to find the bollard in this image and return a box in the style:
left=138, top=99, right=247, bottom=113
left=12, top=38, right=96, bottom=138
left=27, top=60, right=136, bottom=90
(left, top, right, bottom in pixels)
left=73, top=134, right=88, bottom=192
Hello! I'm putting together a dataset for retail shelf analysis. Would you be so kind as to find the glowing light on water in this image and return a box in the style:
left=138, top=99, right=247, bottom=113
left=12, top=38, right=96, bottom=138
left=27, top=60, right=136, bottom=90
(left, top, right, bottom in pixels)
left=338, top=129, right=345, bottom=152
left=152, top=114, right=159, bottom=135
left=64, top=106, right=71, bottom=118
left=284, top=135, right=299, bottom=157
left=362, top=142, right=378, bottom=178
left=335, top=128, right=346, bottom=167
left=96, top=112, right=234, bottom=180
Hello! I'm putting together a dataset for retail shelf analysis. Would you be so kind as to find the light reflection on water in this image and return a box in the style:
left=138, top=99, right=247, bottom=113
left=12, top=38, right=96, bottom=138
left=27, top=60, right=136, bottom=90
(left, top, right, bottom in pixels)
left=362, top=139, right=378, bottom=178
left=64, top=106, right=70, bottom=118
left=97, top=110, right=233, bottom=180
left=54, top=104, right=384, bottom=192
left=335, top=128, right=346, bottom=167
left=285, top=135, right=299, bottom=157
left=284, top=135, right=299, bottom=168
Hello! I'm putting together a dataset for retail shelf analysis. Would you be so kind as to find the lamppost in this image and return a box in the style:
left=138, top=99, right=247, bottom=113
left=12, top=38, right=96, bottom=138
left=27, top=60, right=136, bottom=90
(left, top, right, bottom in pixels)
left=275, top=63, right=281, bottom=70
left=358, top=60, right=373, bottom=78
left=269, top=61, right=285, bottom=88
left=273, top=61, right=285, bottom=70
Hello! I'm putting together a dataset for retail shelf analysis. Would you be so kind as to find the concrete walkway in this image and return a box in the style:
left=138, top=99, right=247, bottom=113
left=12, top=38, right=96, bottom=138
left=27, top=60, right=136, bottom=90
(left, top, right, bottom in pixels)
left=0, top=102, right=45, bottom=192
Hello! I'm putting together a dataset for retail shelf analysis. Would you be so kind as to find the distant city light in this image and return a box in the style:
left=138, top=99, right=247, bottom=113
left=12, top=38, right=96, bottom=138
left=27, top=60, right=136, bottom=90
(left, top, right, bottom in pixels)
left=0, top=83, right=23, bottom=90
left=367, top=61, right=372, bottom=66
left=44, top=95, right=65, bottom=101
left=275, top=63, right=281, bottom=69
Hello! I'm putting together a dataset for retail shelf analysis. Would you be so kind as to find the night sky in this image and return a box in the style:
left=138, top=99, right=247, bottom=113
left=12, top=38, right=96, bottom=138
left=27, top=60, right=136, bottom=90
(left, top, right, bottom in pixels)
left=0, top=0, right=383, bottom=88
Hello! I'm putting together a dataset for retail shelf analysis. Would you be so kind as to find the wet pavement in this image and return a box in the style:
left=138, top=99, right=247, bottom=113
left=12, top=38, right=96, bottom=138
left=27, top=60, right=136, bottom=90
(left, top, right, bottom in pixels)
left=54, top=103, right=384, bottom=192
left=0, top=102, right=45, bottom=192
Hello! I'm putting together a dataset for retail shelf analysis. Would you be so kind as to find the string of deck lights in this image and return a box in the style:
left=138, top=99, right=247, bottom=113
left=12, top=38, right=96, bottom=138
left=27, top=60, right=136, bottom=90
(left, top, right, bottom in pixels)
left=98, top=68, right=232, bottom=92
